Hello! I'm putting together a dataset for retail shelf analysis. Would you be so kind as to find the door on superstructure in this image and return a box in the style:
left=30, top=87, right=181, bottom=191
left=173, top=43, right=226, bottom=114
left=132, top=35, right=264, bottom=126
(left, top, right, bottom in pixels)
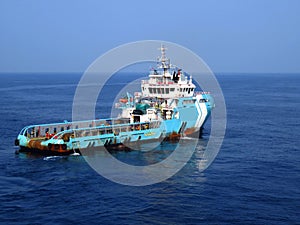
left=134, top=116, right=140, bottom=123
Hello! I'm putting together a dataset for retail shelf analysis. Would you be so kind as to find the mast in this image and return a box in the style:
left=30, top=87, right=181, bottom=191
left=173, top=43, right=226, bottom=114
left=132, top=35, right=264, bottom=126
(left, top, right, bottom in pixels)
left=158, top=44, right=170, bottom=76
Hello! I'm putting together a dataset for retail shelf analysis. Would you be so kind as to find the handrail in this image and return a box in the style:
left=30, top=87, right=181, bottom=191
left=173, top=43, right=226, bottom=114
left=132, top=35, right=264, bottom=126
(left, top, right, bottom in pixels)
left=21, top=120, right=162, bottom=140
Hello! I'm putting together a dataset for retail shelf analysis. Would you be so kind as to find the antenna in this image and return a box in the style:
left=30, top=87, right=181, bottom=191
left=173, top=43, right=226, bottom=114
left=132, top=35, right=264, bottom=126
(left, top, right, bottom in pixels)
left=159, top=44, right=167, bottom=62
left=158, top=44, right=170, bottom=70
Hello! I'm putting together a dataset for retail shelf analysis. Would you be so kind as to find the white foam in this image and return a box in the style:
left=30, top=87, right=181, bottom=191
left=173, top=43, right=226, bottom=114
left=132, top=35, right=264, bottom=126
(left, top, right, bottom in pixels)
left=43, top=156, right=64, bottom=161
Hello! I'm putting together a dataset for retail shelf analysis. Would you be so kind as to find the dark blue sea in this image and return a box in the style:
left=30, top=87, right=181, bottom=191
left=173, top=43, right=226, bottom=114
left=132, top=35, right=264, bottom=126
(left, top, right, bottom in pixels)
left=0, top=73, right=299, bottom=224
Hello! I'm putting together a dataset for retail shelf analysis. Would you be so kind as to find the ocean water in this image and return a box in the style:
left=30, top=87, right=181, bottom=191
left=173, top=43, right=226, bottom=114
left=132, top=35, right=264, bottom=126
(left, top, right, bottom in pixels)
left=0, top=73, right=299, bottom=224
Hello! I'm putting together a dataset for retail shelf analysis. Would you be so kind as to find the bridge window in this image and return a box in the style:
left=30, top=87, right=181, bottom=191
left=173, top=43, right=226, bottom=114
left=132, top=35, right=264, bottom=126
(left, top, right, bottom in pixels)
left=149, top=88, right=153, bottom=93
left=170, top=88, right=175, bottom=92
left=106, top=129, right=112, bottom=134
left=157, top=88, right=161, bottom=94
left=166, top=88, right=169, bottom=94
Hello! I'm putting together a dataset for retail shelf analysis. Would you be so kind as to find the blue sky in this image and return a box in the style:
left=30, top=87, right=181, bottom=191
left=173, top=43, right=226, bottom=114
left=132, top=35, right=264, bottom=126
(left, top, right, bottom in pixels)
left=0, top=0, right=299, bottom=73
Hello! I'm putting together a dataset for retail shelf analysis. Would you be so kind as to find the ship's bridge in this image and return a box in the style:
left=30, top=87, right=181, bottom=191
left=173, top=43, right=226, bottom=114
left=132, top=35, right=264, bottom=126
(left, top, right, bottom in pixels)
left=140, top=45, right=196, bottom=99
left=141, top=70, right=196, bottom=99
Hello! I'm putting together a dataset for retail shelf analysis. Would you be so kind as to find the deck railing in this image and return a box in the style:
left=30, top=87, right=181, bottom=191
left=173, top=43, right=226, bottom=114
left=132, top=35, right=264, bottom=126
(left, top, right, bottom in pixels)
left=21, top=120, right=161, bottom=141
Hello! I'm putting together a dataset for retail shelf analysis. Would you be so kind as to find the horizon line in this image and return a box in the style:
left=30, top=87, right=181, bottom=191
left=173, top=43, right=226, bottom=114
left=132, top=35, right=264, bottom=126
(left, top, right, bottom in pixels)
left=0, top=71, right=300, bottom=74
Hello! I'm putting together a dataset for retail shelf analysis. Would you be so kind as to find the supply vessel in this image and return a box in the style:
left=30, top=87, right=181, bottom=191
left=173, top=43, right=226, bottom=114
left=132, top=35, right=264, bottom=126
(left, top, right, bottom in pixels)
left=15, top=46, right=214, bottom=155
